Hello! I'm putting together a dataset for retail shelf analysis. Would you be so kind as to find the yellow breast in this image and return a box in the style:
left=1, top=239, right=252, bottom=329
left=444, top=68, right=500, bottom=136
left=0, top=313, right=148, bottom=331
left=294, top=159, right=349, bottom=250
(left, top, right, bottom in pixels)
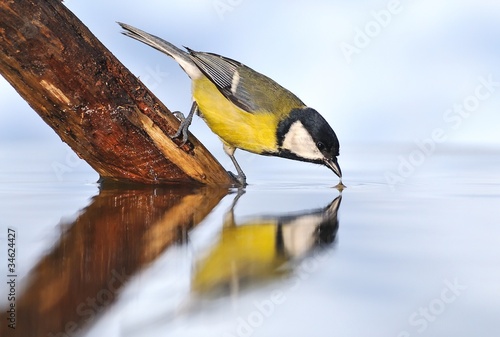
left=192, top=77, right=279, bottom=154
left=191, top=222, right=285, bottom=293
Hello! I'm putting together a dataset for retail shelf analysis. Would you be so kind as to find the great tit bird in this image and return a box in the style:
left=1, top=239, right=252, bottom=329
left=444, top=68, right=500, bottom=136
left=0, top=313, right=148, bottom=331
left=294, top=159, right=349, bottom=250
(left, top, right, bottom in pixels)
left=118, top=23, right=342, bottom=185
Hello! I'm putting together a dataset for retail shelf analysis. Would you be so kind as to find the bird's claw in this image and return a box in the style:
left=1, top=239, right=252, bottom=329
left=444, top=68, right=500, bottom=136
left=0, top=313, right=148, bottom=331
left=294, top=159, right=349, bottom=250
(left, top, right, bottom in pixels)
left=228, top=171, right=247, bottom=187
left=172, top=111, right=186, bottom=122
left=170, top=111, right=190, bottom=145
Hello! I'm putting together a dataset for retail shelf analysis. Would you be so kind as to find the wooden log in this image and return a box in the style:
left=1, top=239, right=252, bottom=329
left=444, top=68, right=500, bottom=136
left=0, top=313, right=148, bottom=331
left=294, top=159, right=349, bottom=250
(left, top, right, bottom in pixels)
left=0, top=0, right=234, bottom=186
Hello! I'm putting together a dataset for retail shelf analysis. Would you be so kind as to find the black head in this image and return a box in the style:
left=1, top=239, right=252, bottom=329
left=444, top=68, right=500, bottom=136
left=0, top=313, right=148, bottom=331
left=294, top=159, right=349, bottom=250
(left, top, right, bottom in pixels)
left=276, top=108, right=341, bottom=178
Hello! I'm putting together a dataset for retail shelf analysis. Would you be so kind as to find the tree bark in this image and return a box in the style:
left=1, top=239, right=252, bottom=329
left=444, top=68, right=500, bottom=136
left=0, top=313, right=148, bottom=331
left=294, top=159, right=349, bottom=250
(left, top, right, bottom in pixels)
left=0, top=0, right=234, bottom=186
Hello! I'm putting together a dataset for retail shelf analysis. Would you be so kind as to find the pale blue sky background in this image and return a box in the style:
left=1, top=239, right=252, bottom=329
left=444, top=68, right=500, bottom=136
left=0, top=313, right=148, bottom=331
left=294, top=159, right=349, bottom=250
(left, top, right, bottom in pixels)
left=1, top=0, right=499, bottom=147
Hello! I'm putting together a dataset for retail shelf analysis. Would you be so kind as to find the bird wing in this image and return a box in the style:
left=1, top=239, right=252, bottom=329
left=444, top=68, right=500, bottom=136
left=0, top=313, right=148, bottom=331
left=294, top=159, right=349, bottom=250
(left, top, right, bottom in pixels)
left=187, top=49, right=305, bottom=115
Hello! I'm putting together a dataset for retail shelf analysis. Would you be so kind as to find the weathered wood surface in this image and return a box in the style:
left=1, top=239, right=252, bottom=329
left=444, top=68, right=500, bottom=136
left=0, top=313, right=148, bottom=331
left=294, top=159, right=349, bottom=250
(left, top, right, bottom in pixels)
left=0, top=0, right=234, bottom=186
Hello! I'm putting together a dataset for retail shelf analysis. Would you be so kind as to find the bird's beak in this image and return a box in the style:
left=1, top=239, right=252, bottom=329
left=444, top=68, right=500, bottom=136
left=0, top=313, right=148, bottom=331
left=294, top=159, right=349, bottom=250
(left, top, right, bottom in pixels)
left=325, top=157, right=342, bottom=178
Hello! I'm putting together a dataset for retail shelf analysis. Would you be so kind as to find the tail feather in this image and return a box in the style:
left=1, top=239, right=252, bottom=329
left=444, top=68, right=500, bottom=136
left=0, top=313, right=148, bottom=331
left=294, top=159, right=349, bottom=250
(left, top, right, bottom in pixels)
left=117, top=22, right=200, bottom=78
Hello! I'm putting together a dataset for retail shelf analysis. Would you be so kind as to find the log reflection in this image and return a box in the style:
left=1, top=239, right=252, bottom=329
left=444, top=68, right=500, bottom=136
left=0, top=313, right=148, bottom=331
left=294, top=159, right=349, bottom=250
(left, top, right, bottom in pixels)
left=0, top=185, right=227, bottom=337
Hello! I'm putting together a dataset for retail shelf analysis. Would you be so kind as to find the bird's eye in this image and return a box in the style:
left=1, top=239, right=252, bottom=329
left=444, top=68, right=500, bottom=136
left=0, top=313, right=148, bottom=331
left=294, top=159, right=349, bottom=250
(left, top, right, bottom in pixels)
left=316, top=141, right=325, bottom=151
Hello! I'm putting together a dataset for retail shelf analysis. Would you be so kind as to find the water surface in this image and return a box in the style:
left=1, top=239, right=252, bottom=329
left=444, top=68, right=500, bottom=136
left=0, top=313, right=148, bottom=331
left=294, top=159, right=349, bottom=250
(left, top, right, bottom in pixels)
left=0, top=142, right=499, bottom=337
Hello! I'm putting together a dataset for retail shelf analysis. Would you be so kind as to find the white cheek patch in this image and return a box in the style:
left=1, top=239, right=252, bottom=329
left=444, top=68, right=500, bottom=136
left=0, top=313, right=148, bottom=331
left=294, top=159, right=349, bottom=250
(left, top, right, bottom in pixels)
left=282, top=121, right=323, bottom=160
left=281, top=214, right=323, bottom=257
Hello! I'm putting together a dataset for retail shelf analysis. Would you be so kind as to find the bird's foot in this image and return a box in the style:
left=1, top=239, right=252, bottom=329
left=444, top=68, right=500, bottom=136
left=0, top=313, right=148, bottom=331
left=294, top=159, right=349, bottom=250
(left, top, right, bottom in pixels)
left=170, top=111, right=192, bottom=146
left=228, top=171, right=247, bottom=187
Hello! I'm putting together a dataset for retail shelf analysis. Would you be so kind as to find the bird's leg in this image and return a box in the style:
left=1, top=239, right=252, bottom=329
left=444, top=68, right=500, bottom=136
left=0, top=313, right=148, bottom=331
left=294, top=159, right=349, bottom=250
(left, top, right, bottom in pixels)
left=228, top=156, right=247, bottom=186
left=223, top=144, right=247, bottom=186
left=170, top=101, right=198, bottom=145
left=223, top=189, right=246, bottom=227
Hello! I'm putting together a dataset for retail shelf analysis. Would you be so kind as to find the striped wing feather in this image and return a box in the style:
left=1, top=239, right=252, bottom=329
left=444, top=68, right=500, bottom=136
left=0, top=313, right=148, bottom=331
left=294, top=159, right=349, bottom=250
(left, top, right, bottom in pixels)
left=187, top=50, right=305, bottom=115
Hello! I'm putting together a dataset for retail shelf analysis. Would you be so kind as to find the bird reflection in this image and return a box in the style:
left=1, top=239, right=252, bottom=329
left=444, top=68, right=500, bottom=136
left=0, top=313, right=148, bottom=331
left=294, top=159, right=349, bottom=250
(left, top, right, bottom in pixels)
left=191, top=191, right=342, bottom=296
